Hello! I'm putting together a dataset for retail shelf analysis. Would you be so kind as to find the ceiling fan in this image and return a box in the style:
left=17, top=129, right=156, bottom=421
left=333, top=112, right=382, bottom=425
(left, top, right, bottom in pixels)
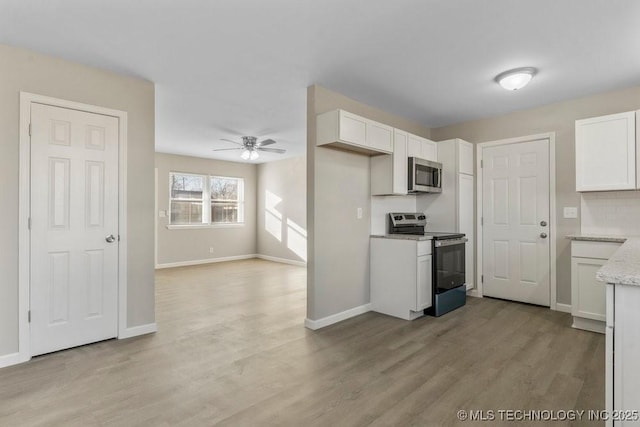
left=213, top=136, right=286, bottom=160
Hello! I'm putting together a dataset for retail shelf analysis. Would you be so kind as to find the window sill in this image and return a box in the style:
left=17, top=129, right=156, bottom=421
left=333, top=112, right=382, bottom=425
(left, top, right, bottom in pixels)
left=166, top=223, right=245, bottom=230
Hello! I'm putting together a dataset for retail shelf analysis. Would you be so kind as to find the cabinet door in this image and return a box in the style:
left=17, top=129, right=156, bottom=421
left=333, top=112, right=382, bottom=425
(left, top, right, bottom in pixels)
left=605, top=285, right=614, bottom=420
left=576, top=111, right=636, bottom=191
left=416, top=255, right=432, bottom=311
left=571, top=257, right=606, bottom=322
left=421, top=139, right=438, bottom=162
left=407, top=134, right=422, bottom=157
left=338, top=110, right=367, bottom=146
left=458, top=140, right=474, bottom=175
left=613, top=284, right=640, bottom=416
left=367, top=120, right=393, bottom=153
left=459, top=174, right=474, bottom=287
left=393, top=129, right=408, bottom=194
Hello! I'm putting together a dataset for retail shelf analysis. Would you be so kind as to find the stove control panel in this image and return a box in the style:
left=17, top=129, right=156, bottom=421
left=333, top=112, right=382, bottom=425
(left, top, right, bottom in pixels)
left=388, top=212, right=427, bottom=228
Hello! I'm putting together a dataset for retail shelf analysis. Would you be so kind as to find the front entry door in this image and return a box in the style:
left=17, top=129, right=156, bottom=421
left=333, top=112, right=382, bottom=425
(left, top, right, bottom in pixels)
left=482, top=139, right=550, bottom=306
left=30, top=103, right=119, bottom=356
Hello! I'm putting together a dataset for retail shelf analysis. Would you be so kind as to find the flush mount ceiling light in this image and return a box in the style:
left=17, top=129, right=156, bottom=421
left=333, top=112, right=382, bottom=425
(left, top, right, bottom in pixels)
left=495, top=67, right=538, bottom=91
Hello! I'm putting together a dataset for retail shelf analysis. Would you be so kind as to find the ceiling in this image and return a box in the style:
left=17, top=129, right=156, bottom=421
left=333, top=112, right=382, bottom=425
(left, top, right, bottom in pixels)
left=1, top=0, right=639, bottom=163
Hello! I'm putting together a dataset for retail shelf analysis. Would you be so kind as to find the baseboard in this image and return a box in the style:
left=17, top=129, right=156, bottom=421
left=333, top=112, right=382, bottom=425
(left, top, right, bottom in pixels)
left=118, top=323, right=158, bottom=339
left=155, top=254, right=257, bottom=269
left=0, top=351, right=28, bottom=369
left=571, top=317, right=605, bottom=334
left=256, top=254, right=306, bottom=267
left=305, top=304, right=371, bottom=330
left=555, top=303, right=572, bottom=313
left=467, top=289, right=482, bottom=298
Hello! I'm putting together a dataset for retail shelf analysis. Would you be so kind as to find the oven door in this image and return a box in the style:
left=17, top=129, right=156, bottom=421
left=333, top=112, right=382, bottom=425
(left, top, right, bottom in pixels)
left=433, top=238, right=467, bottom=293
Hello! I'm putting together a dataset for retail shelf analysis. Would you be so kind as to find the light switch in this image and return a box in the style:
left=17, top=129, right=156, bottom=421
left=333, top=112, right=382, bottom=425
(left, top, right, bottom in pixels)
left=357, top=207, right=363, bottom=219
left=159, top=210, right=166, bottom=218
left=564, top=207, right=578, bottom=219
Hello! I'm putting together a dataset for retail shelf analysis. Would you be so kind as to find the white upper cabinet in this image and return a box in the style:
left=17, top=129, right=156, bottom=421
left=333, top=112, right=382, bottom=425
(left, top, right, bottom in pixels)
left=407, top=133, right=437, bottom=162
left=575, top=111, right=637, bottom=192
left=367, top=120, right=395, bottom=153
left=371, top=129, right=408, bottom=196
left=317, top=109, right=393, bottom=155
left=458, top=140, right=474, bottom=175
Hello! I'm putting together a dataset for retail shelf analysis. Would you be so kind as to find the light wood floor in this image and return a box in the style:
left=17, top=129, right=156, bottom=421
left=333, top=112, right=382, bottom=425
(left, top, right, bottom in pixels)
left=0, top=259, right=604, bottom=426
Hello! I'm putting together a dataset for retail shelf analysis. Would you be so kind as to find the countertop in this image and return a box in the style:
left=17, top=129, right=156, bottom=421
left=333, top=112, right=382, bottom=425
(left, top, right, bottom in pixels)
left=370, top=234, right=433, bottom=241
left=597, top=238, right=640, bottom=287
left=566, top=234, right=627, bottom=243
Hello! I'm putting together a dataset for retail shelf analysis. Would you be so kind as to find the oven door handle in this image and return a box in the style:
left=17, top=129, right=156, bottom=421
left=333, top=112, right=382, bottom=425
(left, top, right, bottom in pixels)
left=434, top=238, right=468, bottom=248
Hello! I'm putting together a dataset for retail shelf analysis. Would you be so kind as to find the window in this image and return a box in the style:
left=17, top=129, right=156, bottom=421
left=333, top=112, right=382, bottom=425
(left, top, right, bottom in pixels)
left=169, top=173, right=244, bottom=226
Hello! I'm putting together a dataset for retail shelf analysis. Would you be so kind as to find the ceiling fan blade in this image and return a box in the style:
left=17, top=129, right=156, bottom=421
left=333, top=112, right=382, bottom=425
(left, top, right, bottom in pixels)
left=258, top=139, right=276, bottom=146
left=212, top=148, right=243, bottom=151
left=220, top=138, right=243, bottom=145
left=257, top=147, right=286, bottom=154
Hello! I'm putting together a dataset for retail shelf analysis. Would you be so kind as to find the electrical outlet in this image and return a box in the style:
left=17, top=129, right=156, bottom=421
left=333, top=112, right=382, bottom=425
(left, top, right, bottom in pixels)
left=564, top=207, right=578, bottom=219
left=209, top=247, right=214, bottom=254
left=158, top=210, right=166, bottom=218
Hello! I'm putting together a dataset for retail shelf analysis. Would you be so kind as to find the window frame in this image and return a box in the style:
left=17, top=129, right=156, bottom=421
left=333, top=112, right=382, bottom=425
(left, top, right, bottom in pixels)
left=167, top=172, right=245, bottom=229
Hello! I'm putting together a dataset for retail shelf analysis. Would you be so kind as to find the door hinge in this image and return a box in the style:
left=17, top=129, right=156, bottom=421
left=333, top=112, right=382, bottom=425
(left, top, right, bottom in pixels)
left=481, top=217, right=483, bottom=226
left=118, top=235, right=121, bottom=242
left=480, top=159, right=483, bottom=168
left=28, top=217, right=31, bottom=230
left=28, top=123, right=32, bottom=137
left=481, top=275, right=484, bottom=283
left=28, top=310, right=31, bottom=323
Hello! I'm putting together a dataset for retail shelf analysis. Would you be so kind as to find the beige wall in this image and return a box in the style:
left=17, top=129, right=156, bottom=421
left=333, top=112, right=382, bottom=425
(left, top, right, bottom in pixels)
left=155, top=153, right=257, bottom=265
left=431, top=85, right=640, bottom=305
left=0, top=44, right=155, bottom=356
left=257, top=156, right=307, bottom=264
left=307, top=85, right=431, bottom=320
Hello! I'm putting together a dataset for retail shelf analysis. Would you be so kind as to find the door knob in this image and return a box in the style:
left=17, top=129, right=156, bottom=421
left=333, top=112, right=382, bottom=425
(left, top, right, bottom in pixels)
left=540, top=221, right=547, bottom=227
left=106, top=234, right=116, bottom=243
left=540, top=232, right=548, bottom=239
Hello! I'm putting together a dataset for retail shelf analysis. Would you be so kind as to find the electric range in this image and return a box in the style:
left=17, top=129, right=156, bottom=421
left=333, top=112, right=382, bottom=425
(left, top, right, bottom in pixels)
left=388, top=213, right=467, bottom=316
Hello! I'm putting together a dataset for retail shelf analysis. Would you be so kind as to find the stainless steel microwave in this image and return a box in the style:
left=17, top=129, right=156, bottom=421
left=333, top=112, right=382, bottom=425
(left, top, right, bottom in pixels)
left=408, top=157, right=442, bottom=193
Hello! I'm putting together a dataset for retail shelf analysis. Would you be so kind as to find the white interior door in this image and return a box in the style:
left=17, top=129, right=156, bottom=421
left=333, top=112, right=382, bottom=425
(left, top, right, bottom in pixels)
left=30, top=103, right=119, bottom=356
left=482, top=139, right=550, bottom=306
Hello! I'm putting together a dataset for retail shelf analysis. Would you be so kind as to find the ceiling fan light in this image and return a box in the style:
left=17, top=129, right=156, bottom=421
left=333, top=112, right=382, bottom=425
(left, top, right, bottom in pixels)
left=495, top=67, right=537, bottom=91
left=249, top=150, right=259, bottom=160
left=241, top=149, right=251, bottom=160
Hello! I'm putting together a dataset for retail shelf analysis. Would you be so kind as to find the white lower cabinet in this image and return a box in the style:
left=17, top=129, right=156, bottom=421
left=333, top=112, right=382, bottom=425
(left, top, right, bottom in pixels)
left=416, top=254, right=433, bottom=311
left=606, top=283, right=640, bottom=426
left=370, top=237, right=432, bottom=320
left=571, top=240, right=622, bottom=333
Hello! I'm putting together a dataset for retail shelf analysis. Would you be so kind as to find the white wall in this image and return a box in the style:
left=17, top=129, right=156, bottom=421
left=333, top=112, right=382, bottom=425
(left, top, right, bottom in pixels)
left=370, top=195, right=417, bottom=235
left=257, top=156, right=307, bottom=264
left=0, top=43, right=155, bottom=357
left=581, top=191, right=640, bottom=235
left=307, top=85, right=432, bottom=321
left=155, top=153, right=257, bottom=266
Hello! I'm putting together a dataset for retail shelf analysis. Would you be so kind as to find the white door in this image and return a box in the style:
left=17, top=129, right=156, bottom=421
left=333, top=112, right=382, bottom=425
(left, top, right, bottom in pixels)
left=482, top=139, right=550, bottom=306
left=30, top=103, right=119, bottom=356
